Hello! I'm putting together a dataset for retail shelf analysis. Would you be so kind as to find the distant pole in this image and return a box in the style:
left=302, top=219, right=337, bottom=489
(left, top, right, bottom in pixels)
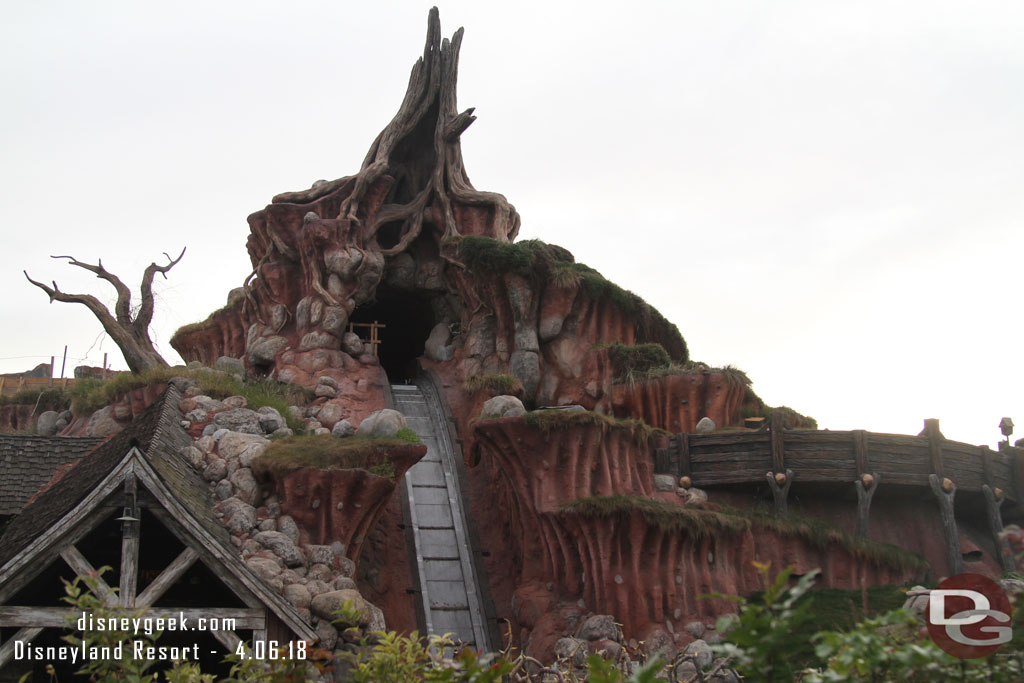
left=49, top=355, right=55, bottom=386
left=103, top=352, right=108, bottom=380
left=60, top=345, right=68, bottom=379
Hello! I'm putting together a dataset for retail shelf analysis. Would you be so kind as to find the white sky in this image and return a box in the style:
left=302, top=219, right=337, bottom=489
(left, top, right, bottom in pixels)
left=1, top=1, right=1021, bottom=448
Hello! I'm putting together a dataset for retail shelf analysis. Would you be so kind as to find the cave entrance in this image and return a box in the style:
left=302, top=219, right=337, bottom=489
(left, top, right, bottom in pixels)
left=350, top=291, right=438, bottom=382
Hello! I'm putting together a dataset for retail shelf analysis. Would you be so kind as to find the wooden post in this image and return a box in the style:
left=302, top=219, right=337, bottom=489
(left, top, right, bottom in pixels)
left=103, top=352, right=108, bottom=379
left=49, top=355, right=54, bottom=386
left=678, top=433, right=691, bottom=478
left=654, top=447, right=669, bottom=474
left=980, top=445, right=995, bottom=489
left=60, top=345, right=68, bottom=379
left=929, top=473, right=964, bottom=576
left=766, top=469, right=793, bottom=514
left=854, top=472, right=879, bottom=538
left=119, top=474, right=140, bottom=607
left=853, top=430, right=869, bottom=476
left=923, top=418, right=944, bottom=478
left=983, top=485, right=1016, bottom=574
left=769, top=411, right=785, bottom=473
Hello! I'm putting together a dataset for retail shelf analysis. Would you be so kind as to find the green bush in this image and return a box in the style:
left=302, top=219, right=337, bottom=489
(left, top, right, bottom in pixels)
left=251, top=434, right=420, bottom=480
left=463, top=373, right=524, bottom=397
left=0, top=387, right=70, bottom=411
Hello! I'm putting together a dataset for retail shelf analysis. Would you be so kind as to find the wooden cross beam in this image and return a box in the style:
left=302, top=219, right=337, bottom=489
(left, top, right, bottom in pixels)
left=347, top=320, right=386, bottom=358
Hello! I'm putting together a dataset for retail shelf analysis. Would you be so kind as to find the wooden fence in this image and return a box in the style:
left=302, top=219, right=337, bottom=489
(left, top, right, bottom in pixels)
left=653, top=412, right=1024, bottom=575
left=0, top=376, right=81, bottom=397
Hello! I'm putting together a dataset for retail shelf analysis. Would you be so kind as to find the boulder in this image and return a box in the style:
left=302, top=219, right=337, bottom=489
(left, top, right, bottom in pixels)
left=85, top=406, right=122, bottom=437
left=696, top=417, right=716, bottom=433
left=424, top=323, right=454, bottom=362
left=317, top=403, right=346, bottom=429
left=229, top=468, right=260, bottom=506
left=248, top=335, right=288, bottom=365
left=356, top=409, right=408, bottom=438
left=36, top=411, right=60, bottom=436
left=654, top=474, right=677, bottom=492
left=246, top=557, right=282, bottom=583
left=341, top=332, right=363, bottom=356
left=577, top=614, right=618, bottom=642
left=283, top=583, right=312, bottom=610
left=332, top=419, right=355, bottom=437
left=254, top=530, right=304, bottom=567
left=481, top=395, right=526, bottom=419
left=310, top=590, right=385, bottom=631
left=215, top=356, right=245, bottom=378
left=223, top=395, right=248, bottom=410
left=684, top=639, right=713, bottom=669
left=213, top=409, right=262, bottom=435
left=553, top=637, right=588, bottom=667
left=256, top=406, right=286, bottom=433
left=217, top=432, right=269, bottom=467
left=216, top=498, right=257, bottom=535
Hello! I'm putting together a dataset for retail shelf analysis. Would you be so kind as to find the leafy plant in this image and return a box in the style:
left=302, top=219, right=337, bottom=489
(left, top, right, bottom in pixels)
left=706, top=562, right=821, bottom=682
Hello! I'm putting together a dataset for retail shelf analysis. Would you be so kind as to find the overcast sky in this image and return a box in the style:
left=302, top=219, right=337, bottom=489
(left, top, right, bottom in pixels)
left=2, top=1, right=1021, bottom=448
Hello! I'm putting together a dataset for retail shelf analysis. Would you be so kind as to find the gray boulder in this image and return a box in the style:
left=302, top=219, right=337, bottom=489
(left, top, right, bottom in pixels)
left=356, top=409, right=408, bottom=438
left=696, top=417, right=717, bottom=433
left=481, top=395, right=526, bottom=419
left=256, top=406, right=286, bottom=433
left=332, top=419, right=355, bottom=437
left=36, top=411, right=60, bottom=436
left=341, top=332, right=363, bottom=356
left=654, top=474, right=677, bottom=492
left=254, top=530, right=304, bottom=567
left=424, top=323, right=454, bottom=362
left=85, top=406, right=122, bottom=437
left=684, top=639, right=714, bottom=669
left=213, top=409, right=263, bottom=435
left=576, top=614, right=618, bottom=642
left=215, top=356, right=245, bottom=378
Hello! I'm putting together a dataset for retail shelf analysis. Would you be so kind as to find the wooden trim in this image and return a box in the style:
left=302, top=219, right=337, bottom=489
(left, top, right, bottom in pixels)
left=983, top=485, right=1016, bottom=574
left=0, top=627, right=43, bottom=668
left=929, top=473, right=963, bottom=575
left=135, top=547, right=199, bottom=608
left=679, top=433, right=691, bottom=478
left=980, top=446, right=994, bottom=489
left=0, top=606, right=265, bottom=629
left=60, top=545, right=117, bottom=607
left=854, top=473, right=879, bottom=538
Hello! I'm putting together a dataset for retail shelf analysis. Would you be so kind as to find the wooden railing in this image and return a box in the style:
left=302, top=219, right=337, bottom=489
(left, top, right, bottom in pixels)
left=0, top=376, right=80, bottom=397
left=653, top=413, right=1024, bottom=575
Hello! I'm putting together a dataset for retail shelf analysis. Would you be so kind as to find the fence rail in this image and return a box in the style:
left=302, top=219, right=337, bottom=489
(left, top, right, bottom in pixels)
left=0, top=376, right=81, bottom=397
left=653, top=413, right=1023, bottom=575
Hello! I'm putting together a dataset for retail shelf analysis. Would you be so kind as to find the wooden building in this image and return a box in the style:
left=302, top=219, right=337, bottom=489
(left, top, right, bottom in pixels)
left=0, top=384, right=315, bottom=680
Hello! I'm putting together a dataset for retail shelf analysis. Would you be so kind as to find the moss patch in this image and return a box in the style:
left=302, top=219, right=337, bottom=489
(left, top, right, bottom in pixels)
left=0, top=387, right=70, bottom=412
left=463, top=373, right=524, bottom=397
left=741, top=387, right=818, bottom=429
left=69, top=366, right=313, bottom=431
left=561, top=496, right=750, bottom=537
left=561, top=496, right=927, bottom=573
left=251, top=434, right=418, bottom=480
left=524, top=409, right=668, bottom=445
left=456, top=236, right=687, bottom=363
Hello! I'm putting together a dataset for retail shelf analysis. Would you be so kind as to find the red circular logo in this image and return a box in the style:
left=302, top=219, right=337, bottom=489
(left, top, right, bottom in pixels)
left=926, top=573, right=1012, bottom=659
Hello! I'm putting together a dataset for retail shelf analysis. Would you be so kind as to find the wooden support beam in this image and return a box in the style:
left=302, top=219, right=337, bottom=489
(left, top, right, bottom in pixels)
left=983, top=485, right=1016, bottom=574
left=923, top=419, right=945, bottom=478
left=766, top=469, right=793, bottom=514
left=0, top=606, right=265, bottom=629
left=0, top=627, right=43, bottom=669
left=119, top=474, right=140, bottom=608
left=929, top=473, right=963, bottom=576
left=60, top=545, right=118, bottom=607
left=854, top=473, right=879, bottom=538
left=769, top=411, right=785, bottom=473
left=679, top=433, right=691, bottom=478
left=980, top=445, right=995, bottom=489
left=853, top=430, right=868, bottom=476
left=212, top=629, right=243, bottom=653
left=135, top=547, right=199, bottom=608
left=654, top=447, right=669, bottom=474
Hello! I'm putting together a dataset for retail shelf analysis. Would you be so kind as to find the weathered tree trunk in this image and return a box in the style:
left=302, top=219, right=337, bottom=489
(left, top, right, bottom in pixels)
left=24, top=249, right=185, bottom=374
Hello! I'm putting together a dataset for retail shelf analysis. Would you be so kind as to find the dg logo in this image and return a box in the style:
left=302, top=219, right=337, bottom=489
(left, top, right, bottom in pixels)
left=927, top=573, right=1013, bottom=659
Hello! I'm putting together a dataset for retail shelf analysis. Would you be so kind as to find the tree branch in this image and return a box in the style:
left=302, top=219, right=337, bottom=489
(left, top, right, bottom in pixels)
left=50, top=254, right=133, bottom=326
left=135, top=247, right=186, bottom=334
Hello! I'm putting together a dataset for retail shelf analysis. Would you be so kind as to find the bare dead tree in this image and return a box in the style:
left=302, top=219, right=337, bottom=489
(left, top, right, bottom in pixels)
left=24, top=248, right=186, bottom=374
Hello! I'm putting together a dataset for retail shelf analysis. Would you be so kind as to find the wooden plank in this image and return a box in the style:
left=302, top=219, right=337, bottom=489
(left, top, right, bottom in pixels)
left=853, top=430, right=868, bottom=476
left=60, top=545, right=118, bottom=607
left=0, top=606, right=264, bottom=629
left=135, top=547, right=199, bottom=608
left=770, top=412, right=785, bottom=473
left=929, top=474, right=963, bottom=576
left=983, top=485, right=1016, bottom=574
left=0, top=627, right=43, bottom=669
left=924, top=419, right=945, bottom=478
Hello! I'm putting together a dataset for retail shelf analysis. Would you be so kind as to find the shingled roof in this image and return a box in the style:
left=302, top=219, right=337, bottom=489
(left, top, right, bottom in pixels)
left=0, top=435, right=103, bottom=516
left=0, top=380, right=316, bottom=643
